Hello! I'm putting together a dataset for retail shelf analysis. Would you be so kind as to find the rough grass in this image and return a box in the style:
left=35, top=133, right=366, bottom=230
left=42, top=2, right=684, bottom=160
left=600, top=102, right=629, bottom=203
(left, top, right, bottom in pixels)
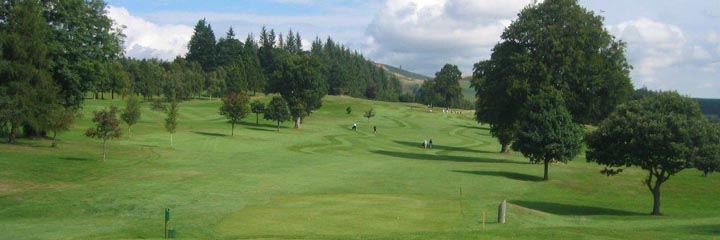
left=0, top=95, right=718, bottom=239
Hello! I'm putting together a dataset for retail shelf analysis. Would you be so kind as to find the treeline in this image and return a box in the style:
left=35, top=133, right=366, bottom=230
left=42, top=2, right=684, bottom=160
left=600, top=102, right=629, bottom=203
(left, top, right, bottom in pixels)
left=0, top=0, right=123, bottom=142
left=105, top=20, right=402, bottom=103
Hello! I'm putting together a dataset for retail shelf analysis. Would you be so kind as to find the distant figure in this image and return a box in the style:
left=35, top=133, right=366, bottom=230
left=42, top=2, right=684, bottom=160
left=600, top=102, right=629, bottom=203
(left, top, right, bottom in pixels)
left=373, top=125, right=377, bottom=134
left=352, top=123, right=357, bottom=131
left=422, top=140, right=428, bottom=149
left=429, top=139, right=433, bottom=149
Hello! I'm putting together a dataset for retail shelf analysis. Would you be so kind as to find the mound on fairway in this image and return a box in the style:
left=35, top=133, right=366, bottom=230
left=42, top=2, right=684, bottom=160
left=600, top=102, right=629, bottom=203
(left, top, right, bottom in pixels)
left=0, top=95, right=718, bottom=239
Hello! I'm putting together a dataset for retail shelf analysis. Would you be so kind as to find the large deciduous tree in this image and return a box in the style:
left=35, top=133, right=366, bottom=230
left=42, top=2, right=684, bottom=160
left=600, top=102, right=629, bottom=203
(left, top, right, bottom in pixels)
left=44, top=0, right=124, bottom=108
left=219, top=92, right=250, bottom=136
left=512, top=89, right=584, bottom=180
left=266, top=53, right=327, bottom=129
left=86, top=106, right=122, bottom=161
left=473, top=0, right=632, bottom=152
left=432, top=64, right=462, bottom=108
left=586, top=92, right=720, bottom=215
left=263, top=96, right=291, bottom=132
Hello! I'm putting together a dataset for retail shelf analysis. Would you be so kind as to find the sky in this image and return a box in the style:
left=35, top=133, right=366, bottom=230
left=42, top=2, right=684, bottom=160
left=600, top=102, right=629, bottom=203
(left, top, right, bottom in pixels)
left=105, top=0, right=720, bottom=98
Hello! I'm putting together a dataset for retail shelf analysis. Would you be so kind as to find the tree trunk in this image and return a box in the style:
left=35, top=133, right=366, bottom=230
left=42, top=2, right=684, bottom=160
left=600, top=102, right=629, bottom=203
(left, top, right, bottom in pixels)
left=277, top=121, right=280, bottom=132
left=652, top=186, right=661, bottom=215
left=294, top=117, right=301, bottom=129
left=101, top=92, right=105, bottom=99
left=102, top=138, right=107, bottom=161
left=111, top=90, right=115, bottom=100
left=543, top=159, right=549, bottom=181
left=170, top=134, right=174, bottom=147
left=51, top=131, right=57, bottom=148
left=94, top=92, right=99, bottom=99
left=231, top=122, right=235, bottom=136
left=8, top=122, right=18, bottom=143
left=500, top=143, right=509, bottom=153
left=256, top=114, right=259, bottom=125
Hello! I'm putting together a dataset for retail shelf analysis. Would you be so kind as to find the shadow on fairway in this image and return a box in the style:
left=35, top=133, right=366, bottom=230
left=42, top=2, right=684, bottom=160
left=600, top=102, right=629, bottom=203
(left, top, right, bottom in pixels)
left=451, top=170, right=544, bottom=182
left=59, top=157, right=92, bottom=161
left=511, top=200, right=643, bottom=216
left=191, top=131, right=227, bottom=137
left=238, top=121, right=285, bottom=129
left=454, top=124, right=490, bottom=131
left=246, top=127, right=277, bottom=132
left=658, top=224, right=720, bottom=235
left=393, top=140, right=496, bottom=154
left=371, top=150, right=526, bottom=164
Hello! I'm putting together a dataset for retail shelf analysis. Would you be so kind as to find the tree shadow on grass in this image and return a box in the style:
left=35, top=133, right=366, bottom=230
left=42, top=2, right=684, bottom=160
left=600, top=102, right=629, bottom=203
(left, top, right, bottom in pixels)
left=371, top=150, right=526, bottom=165
left=191, top=131, right=227, bottom=137
left=59, top=157, right=92, bottom=161
left=245, top=127, right=277, bottom=132
left=394, top=140, right=496, bottom=154
left=657, top=224, right=720, bottom=236
left=454, top=124, right=490, bottom=131
left=452, top=170, right=544, bottom=182
left=511, top=200, right=644, bottom=216
left=238, top=121, right=286, bottom=129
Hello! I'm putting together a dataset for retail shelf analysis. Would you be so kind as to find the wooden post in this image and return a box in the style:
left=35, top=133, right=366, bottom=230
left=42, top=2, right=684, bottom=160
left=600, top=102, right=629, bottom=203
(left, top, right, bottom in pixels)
left=498, top=200, right=506, bottom=224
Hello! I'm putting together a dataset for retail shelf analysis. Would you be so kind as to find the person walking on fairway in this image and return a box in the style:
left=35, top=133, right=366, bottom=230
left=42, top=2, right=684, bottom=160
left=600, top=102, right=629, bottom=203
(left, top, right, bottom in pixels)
left=352, top=123, right=357, bottom=131
left=373, top=125, right=377, bottom=134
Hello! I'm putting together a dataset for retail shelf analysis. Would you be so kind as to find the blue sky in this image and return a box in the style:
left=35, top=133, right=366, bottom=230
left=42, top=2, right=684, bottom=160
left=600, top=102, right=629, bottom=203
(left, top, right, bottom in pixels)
left=106, top=0, right=720, bottom=98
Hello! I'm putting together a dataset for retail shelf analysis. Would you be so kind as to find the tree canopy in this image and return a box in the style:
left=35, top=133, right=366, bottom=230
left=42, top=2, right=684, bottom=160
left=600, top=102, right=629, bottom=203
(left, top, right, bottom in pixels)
left=219, top=92, right=250, bottom=136
left=512, top=89, right=584, bottom=180
left=586, top=92, right=720, bottom=215
left=85, top=106, right=122, bottom=161
left=473, top=0, right=633, bottom=153
left=263, top=96, right=291, bottom=132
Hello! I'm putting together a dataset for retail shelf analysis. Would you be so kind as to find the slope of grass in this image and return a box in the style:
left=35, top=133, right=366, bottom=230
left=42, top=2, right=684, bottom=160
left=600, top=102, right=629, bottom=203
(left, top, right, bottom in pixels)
left=1, top=95, right=719, bottom=239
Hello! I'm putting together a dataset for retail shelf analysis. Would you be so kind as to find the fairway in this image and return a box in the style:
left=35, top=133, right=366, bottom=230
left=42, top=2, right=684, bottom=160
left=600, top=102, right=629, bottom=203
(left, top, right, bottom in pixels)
left=1, top=96, right=719, bottom=239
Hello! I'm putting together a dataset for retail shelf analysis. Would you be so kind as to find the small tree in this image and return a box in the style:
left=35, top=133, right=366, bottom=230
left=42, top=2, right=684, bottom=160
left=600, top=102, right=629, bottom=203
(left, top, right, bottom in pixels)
left=165, top=101, right=178, bottom=147
left=346, top=106, right=352, bottom=114
left=364, top=108, right=376, bottom=122
left=86, top=106, right=122, bottom=161
left=219, top=92, right=250, bottom=136
left=121, top=95, right=141, bottom=136
left=250, top=100, right=265, bottom=125
left=263, top=96, right=291, bottom=132
left=587, top=92, right=720, bottom=215
left=42, top=105, right=76, bottom=147
left=512, top=90, right=584, bottom=181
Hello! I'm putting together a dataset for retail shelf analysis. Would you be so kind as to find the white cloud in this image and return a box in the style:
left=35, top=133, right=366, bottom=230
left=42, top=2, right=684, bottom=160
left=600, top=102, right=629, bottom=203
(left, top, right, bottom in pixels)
left=709, top=32, right=720, bottom=54
left=610, top=18, right=686, bottom=84
left=107, top=6, right=194, bottom=60
left=365, top=0, right=534, bottom=75
left=692, top=46, right=712, bottom=60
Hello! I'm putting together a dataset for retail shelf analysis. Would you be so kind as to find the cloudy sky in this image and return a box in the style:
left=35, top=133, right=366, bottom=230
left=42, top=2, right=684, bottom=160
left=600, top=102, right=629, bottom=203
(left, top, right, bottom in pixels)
left=106, top=0, right=720, bottom=98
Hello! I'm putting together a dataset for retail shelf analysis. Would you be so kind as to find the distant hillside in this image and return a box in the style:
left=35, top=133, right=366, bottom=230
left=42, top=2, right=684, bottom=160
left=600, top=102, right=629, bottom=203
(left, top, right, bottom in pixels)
left=696, top=98, right=720, bottom=117
left=460, top=76, right=475, bottom=101
left=375, top=63, right=431, bottom=93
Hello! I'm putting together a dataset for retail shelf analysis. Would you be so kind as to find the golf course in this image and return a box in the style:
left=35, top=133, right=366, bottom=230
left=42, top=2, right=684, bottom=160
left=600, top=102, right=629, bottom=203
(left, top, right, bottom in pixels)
left=1, top=95, right=718, bottom=239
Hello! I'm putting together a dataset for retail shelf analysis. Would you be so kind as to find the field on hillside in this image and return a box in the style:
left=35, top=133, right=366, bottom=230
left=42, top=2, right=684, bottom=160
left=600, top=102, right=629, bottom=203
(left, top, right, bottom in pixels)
left=1, top=96, right=719, bottom=239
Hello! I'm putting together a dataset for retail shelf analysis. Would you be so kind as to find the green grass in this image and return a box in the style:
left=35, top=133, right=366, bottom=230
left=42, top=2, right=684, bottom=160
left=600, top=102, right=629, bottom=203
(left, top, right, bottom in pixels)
left=1, top=95, right=719, bottom=239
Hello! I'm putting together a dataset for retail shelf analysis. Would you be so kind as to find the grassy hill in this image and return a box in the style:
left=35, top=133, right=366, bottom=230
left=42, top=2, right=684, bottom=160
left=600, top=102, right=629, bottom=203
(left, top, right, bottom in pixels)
left=1, top=96, right=719, bottom=239
left=376, top=63, right=430, bottom=94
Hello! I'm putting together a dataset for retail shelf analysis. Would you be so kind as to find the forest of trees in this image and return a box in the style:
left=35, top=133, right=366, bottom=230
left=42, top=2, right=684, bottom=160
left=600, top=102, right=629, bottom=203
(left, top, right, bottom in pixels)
left=0, top=0, right=405, bottom=139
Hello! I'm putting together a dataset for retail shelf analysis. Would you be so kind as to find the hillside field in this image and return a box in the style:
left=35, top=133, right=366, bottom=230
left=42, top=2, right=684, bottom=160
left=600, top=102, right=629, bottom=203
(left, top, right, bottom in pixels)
left=1, top=96, right=719, bottom=239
